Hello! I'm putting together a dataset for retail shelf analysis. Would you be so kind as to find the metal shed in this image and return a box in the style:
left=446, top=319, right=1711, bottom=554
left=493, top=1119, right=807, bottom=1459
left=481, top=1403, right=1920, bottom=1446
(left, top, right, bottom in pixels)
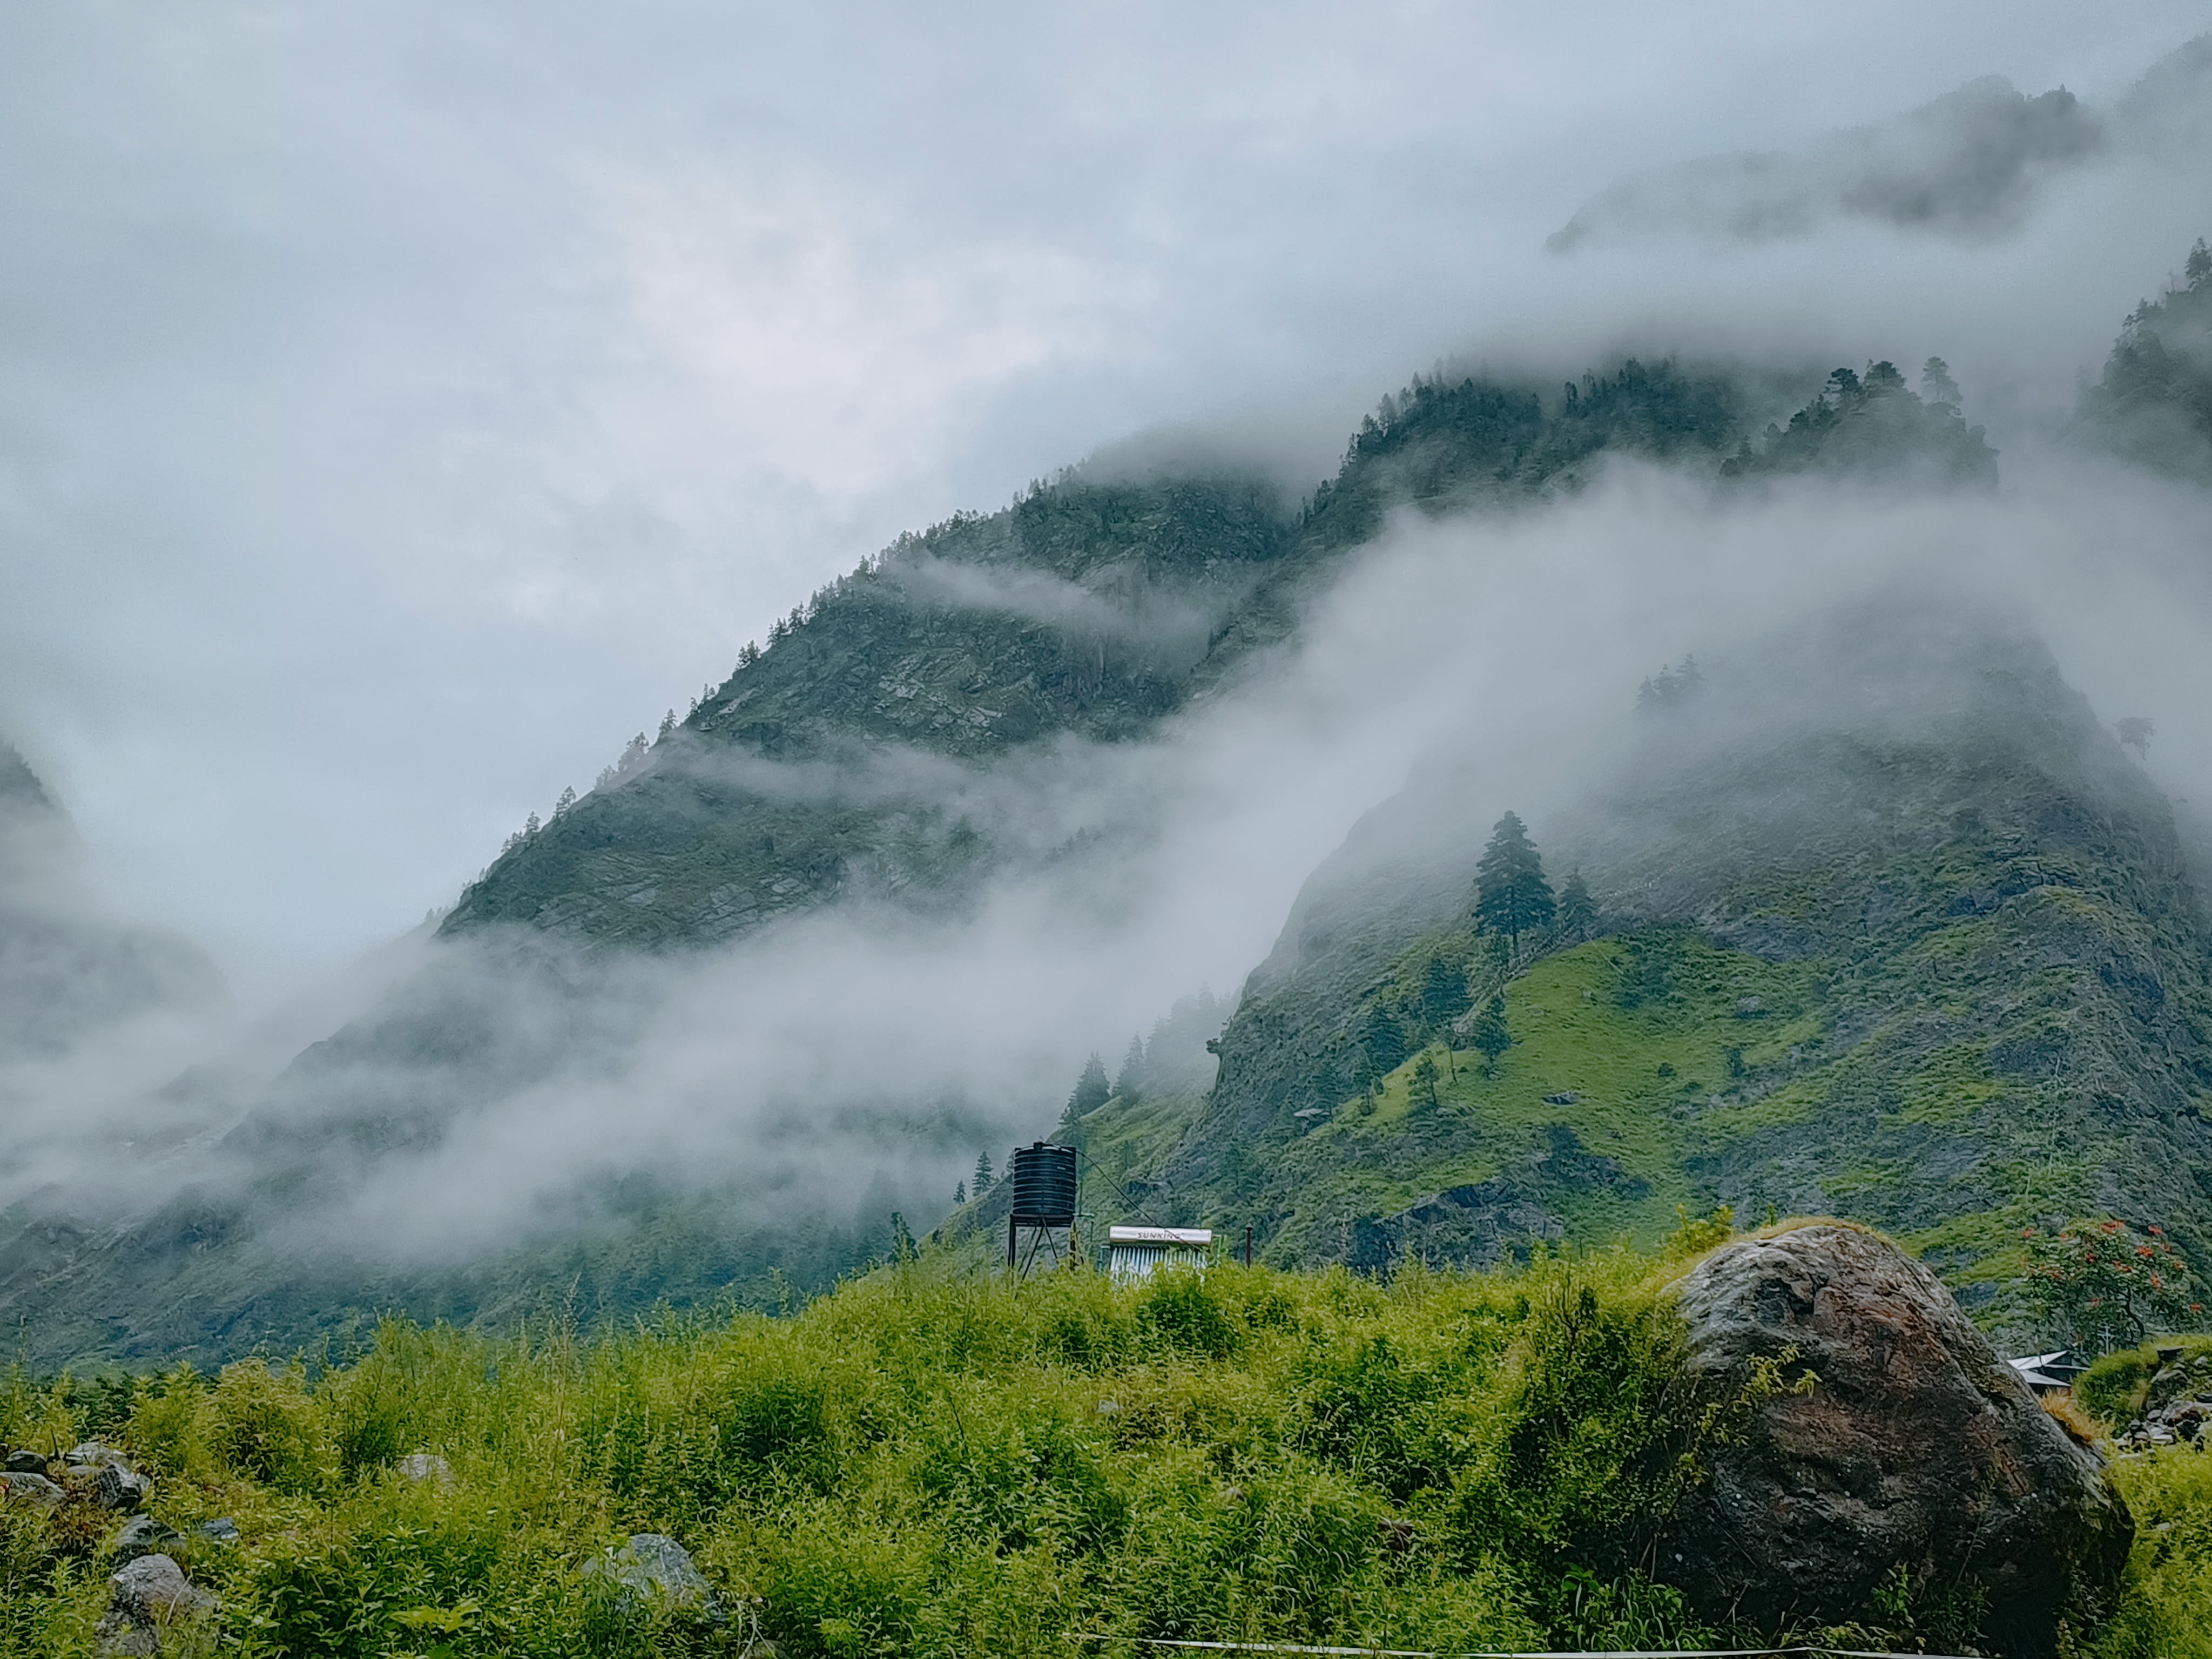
left=1107, top=1225, right=1213, bottom=1284
left=2007, top=1349, right=2089, bottom=1394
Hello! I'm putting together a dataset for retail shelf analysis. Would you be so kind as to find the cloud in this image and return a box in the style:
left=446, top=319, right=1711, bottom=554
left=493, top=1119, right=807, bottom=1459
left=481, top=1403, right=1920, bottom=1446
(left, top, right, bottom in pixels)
left=1, top=3, right=2206, bottom=998
left=11, top=444, right=2195, bottom=1276
left=10, top=5, right=2212, bottom=1306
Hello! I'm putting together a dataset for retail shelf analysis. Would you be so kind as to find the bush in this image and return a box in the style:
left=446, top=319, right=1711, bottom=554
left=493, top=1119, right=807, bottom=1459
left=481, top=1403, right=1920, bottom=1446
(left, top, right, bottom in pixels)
left=205, top=1358, right=330, bottom=1493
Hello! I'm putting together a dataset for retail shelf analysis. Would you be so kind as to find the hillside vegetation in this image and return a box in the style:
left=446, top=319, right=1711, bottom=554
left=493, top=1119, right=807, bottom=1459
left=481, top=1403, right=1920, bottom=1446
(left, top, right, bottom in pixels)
left=1049, top=601, right=2212, bottom=1342
left=3, top=1242, right=2207, bottom=1658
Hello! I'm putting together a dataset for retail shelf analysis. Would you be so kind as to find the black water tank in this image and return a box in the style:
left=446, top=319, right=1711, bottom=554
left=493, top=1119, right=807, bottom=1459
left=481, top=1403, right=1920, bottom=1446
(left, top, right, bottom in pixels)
left=1009, top=1142, right=1078, bottom=1224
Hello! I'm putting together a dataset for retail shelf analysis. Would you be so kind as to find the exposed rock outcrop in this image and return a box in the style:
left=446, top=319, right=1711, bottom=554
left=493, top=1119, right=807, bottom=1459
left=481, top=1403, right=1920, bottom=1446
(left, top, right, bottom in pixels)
left=1654, top=1224, right=2132, bottom=1657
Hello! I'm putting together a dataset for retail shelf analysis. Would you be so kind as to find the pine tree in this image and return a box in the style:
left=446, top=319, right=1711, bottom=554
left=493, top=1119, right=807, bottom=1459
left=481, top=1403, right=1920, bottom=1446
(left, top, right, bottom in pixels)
left=1556, top=870, right=1596, bottom=944
left=972, top=1152, right=994, bottom=1195
left=554, top=786, right=577, bottom=817
left=1469, top=994, right=1512, bottom=1076
left=1361, top=1003, right=1408, bottom=1083
left=954, top=1181, right=967, bottom=1205
left=1063, top=1054, right=1111, bottom=1124
left=658, top=709, right=676, bottom=739
left=1474, top=811, right=1555, bottom=956
left=1921, top=356, right=1963, bottom=412
left=1411, top=1052, right=1441, bottom=1110
left=1113, top=1035, right=1147, bottom=1103
left=1419, top=956, right=1468, bottom=1026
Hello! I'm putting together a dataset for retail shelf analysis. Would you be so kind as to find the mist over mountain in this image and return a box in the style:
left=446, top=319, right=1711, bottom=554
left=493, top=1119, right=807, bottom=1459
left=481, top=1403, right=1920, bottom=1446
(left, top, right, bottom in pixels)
left=5, top=20, right=2212, bottom=1373
left=0, top=737, right=221, bottom=1081
left=1059, top=594, right=2212, bottom=1332
left=1548, top=37, right=2212, bottom=254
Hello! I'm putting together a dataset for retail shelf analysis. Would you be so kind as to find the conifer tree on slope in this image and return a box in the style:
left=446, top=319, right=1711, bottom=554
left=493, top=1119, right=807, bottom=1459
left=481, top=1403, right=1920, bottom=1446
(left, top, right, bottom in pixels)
left=1062, top=1053, right=1111, bottom=1126
left=1475, top=811, right=1555, bottom=958
left=1113, top=1035, right=1147, bottom=1103
left=1556, top=869, right=1596, bottom=945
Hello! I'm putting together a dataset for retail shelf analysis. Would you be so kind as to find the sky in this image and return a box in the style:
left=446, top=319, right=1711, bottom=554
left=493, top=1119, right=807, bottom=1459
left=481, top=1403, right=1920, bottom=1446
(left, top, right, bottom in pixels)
left=3, top=2, right=2210, bottom=1004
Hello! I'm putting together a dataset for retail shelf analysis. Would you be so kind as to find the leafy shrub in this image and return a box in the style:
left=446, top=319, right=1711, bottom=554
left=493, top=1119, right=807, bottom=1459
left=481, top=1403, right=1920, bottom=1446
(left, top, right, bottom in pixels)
left=205, top=1357, right=329, bottom=1492
left=124, top=1364, right=211, bottom=1479
left=1137, top=1270, right=1239, bottom=1358
left=2022, top=1219, right=2203, bottom=1353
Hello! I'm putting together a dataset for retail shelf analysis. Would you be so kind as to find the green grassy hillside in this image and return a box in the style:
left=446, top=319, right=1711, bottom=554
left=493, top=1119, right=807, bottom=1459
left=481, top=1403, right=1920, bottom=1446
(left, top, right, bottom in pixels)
left=1058, top=603, right=2212, bottom=1340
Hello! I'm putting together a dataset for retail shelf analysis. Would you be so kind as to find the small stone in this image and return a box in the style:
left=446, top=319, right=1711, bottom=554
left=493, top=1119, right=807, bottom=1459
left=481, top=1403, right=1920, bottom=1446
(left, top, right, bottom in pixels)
left=195, top=1517, right=241, bottom=1545
left=3, top=1449, right=49, bottom=1475
left=112, top=1515, right=183, bottom=1563
left=585, top=1533, right=723, bottom=1623
left=68, top=1441, right=132, bottom=1469
left=0, top=1471, right=66, bottom=1508
left=96, top=1554, right=215, bottom=1655
left=96, top=1464, right=152, bottom=1512
left=1543, top=1090, right=1579, bottom=1104
left=109, top=1554, right=213, bottom=1619
left=1734, top=996, right=1766, bottom=1018
left=396, top=1452, right=453, bottom=1486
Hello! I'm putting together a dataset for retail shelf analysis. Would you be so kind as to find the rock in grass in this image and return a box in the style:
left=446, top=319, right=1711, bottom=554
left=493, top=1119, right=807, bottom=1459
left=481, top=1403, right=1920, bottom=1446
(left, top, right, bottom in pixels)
left=111, top=1514, right=183, bottom=1563
left=1654, top=1224, right=2132, bottom=1658
left=95, top=1462, right=152, bottom=1512
left=396, top=1452, right=452, bottom=1486
left=0, top=1471, right=66, bottom=1508
left=195, top=1516, right=240, bottom=1545
left=3, top=1449, right=49, bottom=1475
left=96, top=1554, right=215, bottom=1655
left=585, top=1533, right=724, bottom=1624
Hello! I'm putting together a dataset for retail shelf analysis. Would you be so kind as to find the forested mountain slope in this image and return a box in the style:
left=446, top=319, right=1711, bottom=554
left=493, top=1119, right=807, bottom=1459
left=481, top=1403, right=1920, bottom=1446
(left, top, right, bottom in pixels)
left=0, top=354, right=2016, bottom=1367
left=1054, top=598, right=2212, bottom=1332
left=2076, top=239, right=2212, bottom=477
left=444, top=357, right=1983, bottom=952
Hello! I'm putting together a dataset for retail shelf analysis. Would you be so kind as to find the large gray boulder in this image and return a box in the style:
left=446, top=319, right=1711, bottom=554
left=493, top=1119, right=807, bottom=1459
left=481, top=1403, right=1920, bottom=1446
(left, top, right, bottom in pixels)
left=1653, top=1225, right=2132, bottom=1657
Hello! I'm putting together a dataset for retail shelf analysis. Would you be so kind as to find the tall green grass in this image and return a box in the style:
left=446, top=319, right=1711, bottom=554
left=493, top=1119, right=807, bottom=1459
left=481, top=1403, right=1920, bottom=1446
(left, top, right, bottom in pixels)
left=1, top=1246, right=2206, bottom=1657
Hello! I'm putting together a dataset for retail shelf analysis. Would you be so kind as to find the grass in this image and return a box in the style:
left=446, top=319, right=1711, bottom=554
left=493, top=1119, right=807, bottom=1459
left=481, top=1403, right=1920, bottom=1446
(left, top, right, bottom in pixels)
left=4, top=1236, right=2206, bottom=1658
left=1233, top=933, right=1832, bottom=1259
